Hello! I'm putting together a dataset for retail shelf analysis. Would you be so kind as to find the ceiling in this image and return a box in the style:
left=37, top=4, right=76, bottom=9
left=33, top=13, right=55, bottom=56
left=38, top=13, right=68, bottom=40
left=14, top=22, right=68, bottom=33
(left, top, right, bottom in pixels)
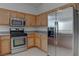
left=24, top=3, right=43, bottom=7
left=0, top=3, right=66, bottom=15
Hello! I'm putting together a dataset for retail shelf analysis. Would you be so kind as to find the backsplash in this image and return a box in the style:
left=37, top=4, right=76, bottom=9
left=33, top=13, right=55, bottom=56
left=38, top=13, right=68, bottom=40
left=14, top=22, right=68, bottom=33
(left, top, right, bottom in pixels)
left=0, top=26, right=10, bottom=32
left=0, top=26, right=47, bottom=33
left=24, top=27, right=47, bottom=32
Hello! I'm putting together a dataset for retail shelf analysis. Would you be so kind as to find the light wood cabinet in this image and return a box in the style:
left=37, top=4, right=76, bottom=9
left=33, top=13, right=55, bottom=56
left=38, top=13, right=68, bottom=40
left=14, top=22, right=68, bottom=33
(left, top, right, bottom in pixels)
left=35, top=33, right=48, bottom=52
left=40, top=34, right=48, bottom=52
left=10, top=11, right=25, bottom=18
left=27, top=33, right=41, bottom=49
left=0, top=35, right=11, bottom=55
left=27, top=33, right=35, bottom=48
left=25, top=14, right=36, bottom=27
left=41, top=13, right=48, bottom=26
left=0, top=9, right=10, bottom=25
left=36, top=13, right=48, bottom=27
left=35, top=33, right=41, bottom=48
left=27, top=32, right=48, bottom=52
left=36, top=15, right=42, bottom=26
left=27, top=37, right=34, bottom=48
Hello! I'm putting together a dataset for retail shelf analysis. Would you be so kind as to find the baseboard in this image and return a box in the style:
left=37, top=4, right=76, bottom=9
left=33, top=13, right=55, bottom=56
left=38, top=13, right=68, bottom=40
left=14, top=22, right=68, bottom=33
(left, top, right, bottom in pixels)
left=35, top=46, right=47, bottom=53
left=0, top=52, right=11, bottom=56
left=27, top=46, right=36, bottom=49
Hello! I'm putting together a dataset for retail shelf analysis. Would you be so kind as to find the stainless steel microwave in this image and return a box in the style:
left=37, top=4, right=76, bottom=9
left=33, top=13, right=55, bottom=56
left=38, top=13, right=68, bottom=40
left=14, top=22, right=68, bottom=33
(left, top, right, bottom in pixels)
left=10, top=17, right=25, bottom=27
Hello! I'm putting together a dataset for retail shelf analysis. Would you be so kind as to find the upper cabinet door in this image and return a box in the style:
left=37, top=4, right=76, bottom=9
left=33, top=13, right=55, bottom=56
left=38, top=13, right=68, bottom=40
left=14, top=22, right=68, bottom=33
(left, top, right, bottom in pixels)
left=41, top=13, right=48, bottom=27
left=0, top=9, right=10, bottom=25
left=25, top=14, right=36, bottom=27
left=36, top=13, right=48, bottom=27
left=36, top=15, right=42, bottom=26
left=10, top=11, right=25, bottom=19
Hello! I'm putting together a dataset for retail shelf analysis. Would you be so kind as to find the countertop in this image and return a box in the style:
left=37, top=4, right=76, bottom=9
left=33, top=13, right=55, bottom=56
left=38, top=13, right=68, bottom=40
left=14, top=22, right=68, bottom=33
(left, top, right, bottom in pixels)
left=0, top=32, right=10, bottom=36
left=24, top=31, right=47, bottom=34
left=0, top=31, right=47, bottom=36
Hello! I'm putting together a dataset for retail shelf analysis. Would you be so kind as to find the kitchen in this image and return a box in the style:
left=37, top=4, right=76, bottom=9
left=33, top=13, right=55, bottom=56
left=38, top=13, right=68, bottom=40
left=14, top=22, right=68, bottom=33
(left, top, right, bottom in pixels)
left=0, top=6, right=48, bottom=56
left=0, top=3, right=79, bottom=56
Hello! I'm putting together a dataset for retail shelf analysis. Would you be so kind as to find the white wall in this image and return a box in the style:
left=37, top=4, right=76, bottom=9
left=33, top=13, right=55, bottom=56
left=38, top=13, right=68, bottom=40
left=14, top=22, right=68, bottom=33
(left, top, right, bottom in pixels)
left=48, top=15, right=56, bottom=27
left=24, top=27, right=47, bottom=32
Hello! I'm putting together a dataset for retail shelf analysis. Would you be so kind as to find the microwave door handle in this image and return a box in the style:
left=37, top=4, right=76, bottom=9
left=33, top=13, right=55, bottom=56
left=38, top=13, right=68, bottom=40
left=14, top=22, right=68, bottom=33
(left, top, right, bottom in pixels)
left=23, top=21, right=25, bottom=26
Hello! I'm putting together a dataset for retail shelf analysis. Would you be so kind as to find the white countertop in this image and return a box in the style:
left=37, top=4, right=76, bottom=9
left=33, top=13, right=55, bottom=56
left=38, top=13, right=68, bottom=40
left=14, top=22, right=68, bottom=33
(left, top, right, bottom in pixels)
left=0, top=33, right=10, bottom=35
left=0, top=32, right=10, bottom=36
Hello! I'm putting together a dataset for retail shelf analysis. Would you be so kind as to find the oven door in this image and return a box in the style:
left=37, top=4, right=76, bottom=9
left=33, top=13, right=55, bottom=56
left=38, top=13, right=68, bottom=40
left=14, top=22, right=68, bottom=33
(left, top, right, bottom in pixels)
left=11, top=37, right=26, bottom=49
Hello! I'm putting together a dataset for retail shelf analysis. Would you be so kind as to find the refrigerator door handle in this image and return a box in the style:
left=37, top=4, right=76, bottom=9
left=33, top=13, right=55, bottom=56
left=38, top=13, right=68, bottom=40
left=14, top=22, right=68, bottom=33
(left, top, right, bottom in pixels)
left=54, top=21, right=58, bottom=45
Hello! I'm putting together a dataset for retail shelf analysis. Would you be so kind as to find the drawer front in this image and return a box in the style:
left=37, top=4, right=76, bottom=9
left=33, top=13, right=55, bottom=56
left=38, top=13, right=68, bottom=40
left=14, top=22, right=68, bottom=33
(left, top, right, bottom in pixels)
left=27, top=33, right=35, bottom=38
left=0, top=36, right=10, bottom=39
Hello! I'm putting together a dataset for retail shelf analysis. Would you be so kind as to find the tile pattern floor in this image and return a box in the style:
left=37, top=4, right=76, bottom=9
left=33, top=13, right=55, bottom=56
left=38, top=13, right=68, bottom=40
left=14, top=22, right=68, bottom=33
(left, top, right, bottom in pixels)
left=48, top=45, right=72, bottom=56
left=8, top=48, right=47, bottom=56
left=7, top=45, right=72, bottom=56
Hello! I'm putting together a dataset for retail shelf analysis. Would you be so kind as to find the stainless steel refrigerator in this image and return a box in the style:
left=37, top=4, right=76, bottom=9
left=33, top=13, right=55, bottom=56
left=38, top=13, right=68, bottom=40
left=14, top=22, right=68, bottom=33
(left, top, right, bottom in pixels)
left=48, top=7, right=74, bottom=56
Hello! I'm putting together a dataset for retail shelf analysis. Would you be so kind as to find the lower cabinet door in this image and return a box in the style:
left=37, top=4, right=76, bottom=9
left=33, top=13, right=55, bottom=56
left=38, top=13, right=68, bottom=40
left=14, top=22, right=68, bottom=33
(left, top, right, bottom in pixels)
left=41, top=34, right=48, bottom=52
left=27, top=37, right=34, bottom=48
left=0, top=39, right=10, bottom=55
left=35, top=37, right=41, bottom=48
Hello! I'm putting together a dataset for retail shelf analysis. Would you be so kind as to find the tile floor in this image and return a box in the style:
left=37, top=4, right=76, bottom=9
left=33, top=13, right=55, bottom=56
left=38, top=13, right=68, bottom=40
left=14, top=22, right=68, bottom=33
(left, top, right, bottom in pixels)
left=7, top=45, right=73, bottom=56
left=8, top=48, right=47, bottom=56
left=48, top=45, right=73, bottom=56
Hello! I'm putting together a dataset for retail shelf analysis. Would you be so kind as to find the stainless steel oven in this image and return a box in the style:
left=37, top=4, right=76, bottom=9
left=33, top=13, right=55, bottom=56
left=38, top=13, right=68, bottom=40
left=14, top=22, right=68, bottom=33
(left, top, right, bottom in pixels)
left=10, top=28, right=27, bottom=54
left=13, top=37, right=25, bottom=47
left=11, top=36, right=27, bottom=54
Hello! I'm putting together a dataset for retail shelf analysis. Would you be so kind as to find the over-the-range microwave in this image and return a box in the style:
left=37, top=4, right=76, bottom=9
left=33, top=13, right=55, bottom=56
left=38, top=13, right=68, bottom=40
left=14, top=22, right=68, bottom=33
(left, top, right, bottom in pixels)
left=10, top=17, right=25, bottom=27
